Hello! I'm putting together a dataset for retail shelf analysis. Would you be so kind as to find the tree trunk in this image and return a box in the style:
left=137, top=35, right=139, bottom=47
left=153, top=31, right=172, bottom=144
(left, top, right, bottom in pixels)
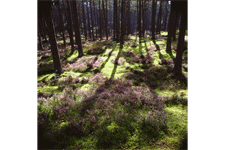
left=163, top=1, right=168, bottom=31
left=120, top=0, right=125, bottom=44
left=38, top=31, right=43, bottom=50
left=138, top=0, right=141, bottom=41
left=40, top=1, right=63, bottom=75
left=93, top=0, right=97, bottom=39
left=65, top=0, right=75, bottom=53
left=90, top=0, right=95, bottom=40
left=166, top=1, right=177, bottom=53
left=173, top=1, right=187, bottom=78
left=56, top=1, right=66, bottom=46
left=151, top=0, right=156, bottom=41
left=82, top=0, right=87, bottom=41
left=99, top=0, right=102, bottom=40
left=72, top=0, right=84, bottom=58
left=116, top=0, right=119, bottom=42
left=127, top=0, right=131, bottom=35
left=156, top=0, right=162, bottom=34
left=113, top=0, right=116, bottom=40
left=85, top=0, right=91, bottom=39
left=105, top=0, right=108, bottom=40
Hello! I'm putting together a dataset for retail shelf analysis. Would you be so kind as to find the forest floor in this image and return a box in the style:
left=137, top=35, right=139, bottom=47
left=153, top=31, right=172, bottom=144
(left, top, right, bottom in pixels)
left=37, top=31, right=188, bottom=149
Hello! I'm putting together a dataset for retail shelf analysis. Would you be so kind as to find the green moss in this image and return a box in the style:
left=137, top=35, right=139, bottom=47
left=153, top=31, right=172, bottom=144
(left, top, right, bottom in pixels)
left=37, top=85, right=61, bottom=94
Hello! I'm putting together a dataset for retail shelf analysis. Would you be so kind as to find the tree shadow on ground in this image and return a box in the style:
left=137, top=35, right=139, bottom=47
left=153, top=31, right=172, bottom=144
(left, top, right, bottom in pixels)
left=110, top=44, right=124, bottom=79
left=99, top=43, right=117, bottom=71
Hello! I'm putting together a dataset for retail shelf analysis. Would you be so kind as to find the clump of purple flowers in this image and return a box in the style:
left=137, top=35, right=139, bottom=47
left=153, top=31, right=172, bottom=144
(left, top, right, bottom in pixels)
left=159, top=59, right=174, bottom=65
left=111, top=57, right=126, bottom=65
left=122, top=50, right=135, bottom=57
left=128, top=53, right=154, bottom=64
left=64, top=56, right=103, bottom=72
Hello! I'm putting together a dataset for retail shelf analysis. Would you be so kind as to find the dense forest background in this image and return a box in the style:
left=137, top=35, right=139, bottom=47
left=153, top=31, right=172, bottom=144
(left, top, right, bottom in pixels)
left=1, top=0, right=225, bottom=149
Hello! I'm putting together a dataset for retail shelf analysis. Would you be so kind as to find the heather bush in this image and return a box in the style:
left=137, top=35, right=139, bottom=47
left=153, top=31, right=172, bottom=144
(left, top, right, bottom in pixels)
left=161, top=94, right=188, bottom=106
left=128, top=53, right=154, bottom=64
left=111, top=57, right=126, bottom=65
left=122, top=50, right=135, bottom=57
left=65, top=56, right=103, bottom=72
left=159, top=59, right=174, bottom=65
left=130, top=43, right=137, bottom=47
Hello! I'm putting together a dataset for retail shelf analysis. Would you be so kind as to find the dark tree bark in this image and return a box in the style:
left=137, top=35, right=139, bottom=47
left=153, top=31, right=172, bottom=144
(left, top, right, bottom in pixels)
left=163, top=1, right=168, bottom=31
left=105, top=0, right=108, bottom=40
left=65, top=0, right=75, bottom=53
left=72, top=0, right=84, bottom=58
left=38, top=31, right=43, bottom=50
left=99, top=0, right=102, bottom=40
left=166, top=1, right=177, bottom=53
left=173, top=1, right=187, bottom=78
left=113, top=0, right=117, bottom=40
left=55, top=1, right=66, bottom=46
left=151, top=0, right=156, bottom=41
left=38, top=17, right=44, bottom=50
left=93, top=0, right=98, bottom=39
left=82, top=0, right=87, bottom=40
left=138, top=0, right=141, bottom=41
left=172, top=12, right=180, bottom=41
left=127, top=0, right=131, bottom=35
left=120, top=0, right=125, bottom=44
left=85, top=0, right=91, bottom=39
left=156, top=0, right=162, bottom=34
left=90, top=0, right=95, bottom=40
left=39, top=1, right=63, bottom=75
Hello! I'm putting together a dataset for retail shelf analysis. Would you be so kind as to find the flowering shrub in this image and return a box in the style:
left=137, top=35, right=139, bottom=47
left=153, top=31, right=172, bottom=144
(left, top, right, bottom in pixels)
left=130, top=43, right=137, bottom=47
left=128, top=53, right=154, bottom=64
left=64, top=56, right=103, bottom=72
left=159, top=59, right=174, bottom=65
left=111, top=57, right=126, bottom=65
left=87, top=45, right=106, bottom=55
left=122, top=50, right=135, bottom=57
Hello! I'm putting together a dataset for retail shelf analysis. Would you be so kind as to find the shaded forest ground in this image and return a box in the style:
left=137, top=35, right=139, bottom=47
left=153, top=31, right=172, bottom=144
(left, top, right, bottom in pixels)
left=37, top=31, right=188, bottom=149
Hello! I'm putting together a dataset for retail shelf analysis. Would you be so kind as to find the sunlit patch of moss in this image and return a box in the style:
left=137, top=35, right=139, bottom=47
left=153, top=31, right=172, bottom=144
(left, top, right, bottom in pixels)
left=38, top=73, right=55, bottom=82
left=154, top=89, right=188, bottom=98
left=161, top=31, right=168, bottom=36
left=37, top=85, right=61, bottom=94
left=66, top=51, right=78, bottom=61
left=79, top=83, right=94, bottom=91
left=60, top=71, right=82, bottom=78
left=163, top=104, right=188, bottom=149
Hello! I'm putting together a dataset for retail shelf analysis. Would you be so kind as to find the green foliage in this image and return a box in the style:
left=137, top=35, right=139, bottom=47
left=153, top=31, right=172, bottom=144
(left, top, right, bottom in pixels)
left=38, top=32, right=188, bottom=149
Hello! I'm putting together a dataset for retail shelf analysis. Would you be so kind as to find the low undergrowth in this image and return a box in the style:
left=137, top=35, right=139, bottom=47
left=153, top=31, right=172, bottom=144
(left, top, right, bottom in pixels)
left=38, top=31, right=188, bottom=149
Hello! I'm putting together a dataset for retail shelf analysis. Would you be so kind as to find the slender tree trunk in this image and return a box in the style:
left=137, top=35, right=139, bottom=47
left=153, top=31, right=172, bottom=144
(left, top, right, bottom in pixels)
left=172, top=12, right=180, bottom=41
left=164, top=1, right=168, bottom=31
left=113, top=0, right=116, bottom=40
left=156, top=0, right=162, bottom=34
left=120, top=0, right=125, bottom=44
left=56, top=1, right=66, bottom=46
left=90, top=0, right=95, bottom=40
left=127, top=0, right=131, bottom=35
left=151, top=0, right=156, bottom=41
left=99, top=0, right=102, bottom=40
left=93, top=0, right=97, bottom=39
left=41, top=18, right=48, bottom=41
left=72, top=0, right=84, bottom=58
left=38, top=31, right=43, bottom=50
left=42, top=1, right=63, bottom=75
left=105, top=0, right=108, bottom=40
left=173, top=1, right=187, bottom=78
left=166, top=1, right=177, bottom=53
left=138, top=0, right=141, bottom=41
left=85, top=0, right=91, bottom=39
left=65, top=0, right=75, bottom=53
left=116, top=0, right=120, bottom=42
left=82, top=0, right=87, bottom=40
